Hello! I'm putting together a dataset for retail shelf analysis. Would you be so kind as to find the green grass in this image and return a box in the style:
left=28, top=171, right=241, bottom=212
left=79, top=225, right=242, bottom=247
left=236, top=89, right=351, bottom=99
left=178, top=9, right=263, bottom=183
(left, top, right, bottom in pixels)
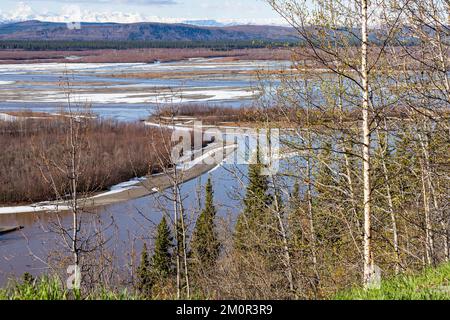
left=0, top=274, right=138, bottom=300
left=335, top=263, right=450, bottom=300
left=3, top=265, right=450, bottom=300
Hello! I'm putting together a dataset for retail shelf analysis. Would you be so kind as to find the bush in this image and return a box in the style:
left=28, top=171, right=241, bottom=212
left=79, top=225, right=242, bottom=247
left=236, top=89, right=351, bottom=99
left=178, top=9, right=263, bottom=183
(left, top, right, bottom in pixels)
left=0, top=118, right=170, bottom=204
left=0, top=274, right=137, bottom=300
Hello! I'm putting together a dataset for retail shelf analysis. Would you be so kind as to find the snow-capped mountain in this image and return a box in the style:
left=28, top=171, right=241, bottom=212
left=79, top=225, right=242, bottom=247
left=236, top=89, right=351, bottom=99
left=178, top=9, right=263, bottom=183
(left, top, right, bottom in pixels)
left=182, top=20, right=228, bottom=27
left=0, top=20, right=298, bottom=42
left=0, top=2, right=288, bottom=26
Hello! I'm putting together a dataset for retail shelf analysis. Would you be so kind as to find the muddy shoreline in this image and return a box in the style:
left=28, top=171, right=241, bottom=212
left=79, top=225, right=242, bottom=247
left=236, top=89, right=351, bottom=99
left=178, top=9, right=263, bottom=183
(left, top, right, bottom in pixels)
left=0, top=142, right=236, bottom=216
left=0, top=48, right=292, bottom=65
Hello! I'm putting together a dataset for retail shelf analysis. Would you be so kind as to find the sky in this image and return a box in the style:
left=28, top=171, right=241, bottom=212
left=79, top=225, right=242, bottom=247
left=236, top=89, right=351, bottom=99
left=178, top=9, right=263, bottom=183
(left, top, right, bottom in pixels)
left=0, top=0, right=286, bottom=25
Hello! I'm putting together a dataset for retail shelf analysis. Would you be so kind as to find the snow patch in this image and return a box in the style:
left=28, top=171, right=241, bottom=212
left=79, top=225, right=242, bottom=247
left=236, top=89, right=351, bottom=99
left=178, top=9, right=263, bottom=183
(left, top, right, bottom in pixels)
left=0, top=204, right=71, bottom=215
left=109, top=177, right=146, bottom=191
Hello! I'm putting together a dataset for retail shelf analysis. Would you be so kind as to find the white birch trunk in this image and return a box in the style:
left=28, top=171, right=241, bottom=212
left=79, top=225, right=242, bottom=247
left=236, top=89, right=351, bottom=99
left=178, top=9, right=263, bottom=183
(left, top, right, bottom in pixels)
left=361, top=0, right=373, bottom=288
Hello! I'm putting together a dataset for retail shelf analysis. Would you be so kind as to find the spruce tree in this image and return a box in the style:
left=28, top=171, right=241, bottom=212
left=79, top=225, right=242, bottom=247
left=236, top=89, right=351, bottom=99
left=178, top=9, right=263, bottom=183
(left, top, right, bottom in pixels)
left=233, top=141, right=285, bottom=287
left=136, top=243, right=152, bottom=298
left=151, top=216, right=173, bottom=279
left=234, top=145, right=272, bottom=250
left=191, top=177, right=220, bottom=271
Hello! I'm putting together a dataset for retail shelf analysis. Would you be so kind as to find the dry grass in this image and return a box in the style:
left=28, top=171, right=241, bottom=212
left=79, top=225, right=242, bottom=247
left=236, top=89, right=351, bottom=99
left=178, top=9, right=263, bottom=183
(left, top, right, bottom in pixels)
left=151, top=104, right=265, bottom=125
left=0, top=118, right=170, bottom=205
left=0, top=48, right=292, bottom=65
left=151, top=103, right=433, bottom=128
left=151, top=103, right=350, bottom=126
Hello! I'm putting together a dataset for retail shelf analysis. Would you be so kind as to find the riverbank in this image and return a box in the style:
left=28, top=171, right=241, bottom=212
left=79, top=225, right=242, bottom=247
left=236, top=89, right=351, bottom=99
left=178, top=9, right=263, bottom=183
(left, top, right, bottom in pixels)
left=0, top=116, right=170, bottom=206
left=0, top=141, right=237, bottom=215
left=0, top=48, right=292, bottom=65
left=0, top=58, right=283, bottom=106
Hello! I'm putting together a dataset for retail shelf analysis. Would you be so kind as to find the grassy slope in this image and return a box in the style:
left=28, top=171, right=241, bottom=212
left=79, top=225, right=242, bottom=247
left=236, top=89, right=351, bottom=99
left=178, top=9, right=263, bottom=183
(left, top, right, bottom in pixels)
left=0, top=276, right=137, bottom=300
left=335, top=263, right=450, bottom=300
left=3, top=264, right=450, bottom=300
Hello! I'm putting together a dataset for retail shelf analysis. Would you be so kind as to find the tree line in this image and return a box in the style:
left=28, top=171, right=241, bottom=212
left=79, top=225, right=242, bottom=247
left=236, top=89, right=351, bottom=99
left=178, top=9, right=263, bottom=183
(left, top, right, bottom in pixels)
left=136, top=0, right=450, bottom=299
left=1, top=0, right=449, bottom=300
left=0, top=40, right=298, bottom=51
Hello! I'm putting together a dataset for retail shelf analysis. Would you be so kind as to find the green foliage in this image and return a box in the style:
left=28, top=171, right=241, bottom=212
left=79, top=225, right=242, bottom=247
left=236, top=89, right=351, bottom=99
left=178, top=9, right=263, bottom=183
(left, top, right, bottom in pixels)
left=0, top=40, right=298, bottom=51
left=0, top=274, right=67, bottom=300
left=151, top=216, right=173, bottom=279
left=335, top=263, right=450, bottom=300
left=234, top=148, right=273, bottom=250
left=233, top=143, right=284, bottom=265
left=136, top=243, right=153, bottom=298
left=244, top=144, right=272, bottom=216
left=0, top=273, right=137, bottom=300
left=191, top=177, right=220, bottom=271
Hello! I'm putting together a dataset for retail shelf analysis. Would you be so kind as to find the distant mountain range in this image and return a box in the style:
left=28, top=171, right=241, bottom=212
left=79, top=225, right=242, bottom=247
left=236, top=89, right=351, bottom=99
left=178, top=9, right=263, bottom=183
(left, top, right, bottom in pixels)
left=0, top=18, right=236, bottom=28
left=181, top=20, right=228, bottom=27
left=0, top=20, right=299, bottom=42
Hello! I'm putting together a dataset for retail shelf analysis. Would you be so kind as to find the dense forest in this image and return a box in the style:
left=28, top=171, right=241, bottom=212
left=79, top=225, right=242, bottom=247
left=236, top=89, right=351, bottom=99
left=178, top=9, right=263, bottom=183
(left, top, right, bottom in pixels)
left=0, top=40, right=297, bottom=51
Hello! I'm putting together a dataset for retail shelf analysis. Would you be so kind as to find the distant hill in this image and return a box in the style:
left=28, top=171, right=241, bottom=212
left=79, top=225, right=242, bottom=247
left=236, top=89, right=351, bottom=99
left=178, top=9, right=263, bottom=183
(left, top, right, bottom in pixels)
left=335, top=263, right=450, bottom=300
left=182, top=20, right=227, bottom=27
left=0, top=20, right=299, bottom=42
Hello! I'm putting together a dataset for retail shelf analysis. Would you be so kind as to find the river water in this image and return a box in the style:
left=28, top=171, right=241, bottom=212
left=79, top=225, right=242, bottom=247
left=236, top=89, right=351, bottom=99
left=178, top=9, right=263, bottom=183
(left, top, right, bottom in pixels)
left=0, top=162, right=247, bottom=285
left=0, top=58, right=289, bottom=121
left=0, top=58, right=293, bottom=285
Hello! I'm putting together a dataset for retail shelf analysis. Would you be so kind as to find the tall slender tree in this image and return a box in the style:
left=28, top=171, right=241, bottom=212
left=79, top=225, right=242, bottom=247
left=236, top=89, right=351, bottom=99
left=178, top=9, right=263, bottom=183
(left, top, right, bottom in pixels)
left=137, top=243, right=153, bottom=298
left=360, top=0, right=374, bottom=288
left=151, top=216, right=173, bottom=279
left=191, top=177, right=220, bottom=271
left=234, top=146, right=272, bottom=250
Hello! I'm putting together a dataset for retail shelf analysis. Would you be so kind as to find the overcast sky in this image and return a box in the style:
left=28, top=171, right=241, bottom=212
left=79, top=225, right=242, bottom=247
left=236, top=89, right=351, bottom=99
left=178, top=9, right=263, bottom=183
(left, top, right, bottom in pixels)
left=0, top=0, right=287, bottom=25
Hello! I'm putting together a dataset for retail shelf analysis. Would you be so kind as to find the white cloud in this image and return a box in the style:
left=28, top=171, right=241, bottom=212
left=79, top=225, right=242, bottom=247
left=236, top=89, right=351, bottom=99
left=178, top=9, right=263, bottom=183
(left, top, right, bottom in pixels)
left=25, top=0, right=177, bottom=5
left=0, top=1, right=287, bottom=25
left=2, top=2, right=35, bottom=21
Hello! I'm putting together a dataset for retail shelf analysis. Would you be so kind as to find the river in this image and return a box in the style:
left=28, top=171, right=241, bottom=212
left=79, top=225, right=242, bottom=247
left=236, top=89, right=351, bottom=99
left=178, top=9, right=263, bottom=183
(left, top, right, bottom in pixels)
left=0, top=58, right=289, bottom=121
left=0, top=58, right=292, bottom=285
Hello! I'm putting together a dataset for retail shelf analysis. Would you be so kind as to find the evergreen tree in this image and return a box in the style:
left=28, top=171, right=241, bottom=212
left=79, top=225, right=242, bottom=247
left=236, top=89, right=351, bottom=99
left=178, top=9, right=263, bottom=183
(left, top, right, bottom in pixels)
left=243, top=159, right=271, bottom=216
left=234, top=145, right=273, bottom=250
left=136, top=243, right=152, bottom=298
left=191, top=177, right=220, bottom=271
left=151, top=216, right=173, bottom=279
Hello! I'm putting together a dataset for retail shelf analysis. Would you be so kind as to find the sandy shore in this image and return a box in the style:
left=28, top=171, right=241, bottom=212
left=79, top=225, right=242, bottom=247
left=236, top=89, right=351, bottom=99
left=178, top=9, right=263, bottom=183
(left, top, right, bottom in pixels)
left=0, top=142, right=236, bottom=215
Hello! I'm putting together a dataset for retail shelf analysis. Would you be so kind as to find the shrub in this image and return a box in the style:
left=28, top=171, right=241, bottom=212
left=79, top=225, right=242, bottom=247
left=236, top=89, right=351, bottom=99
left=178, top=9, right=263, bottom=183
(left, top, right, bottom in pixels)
left=0, top=118, right=170, bottom=204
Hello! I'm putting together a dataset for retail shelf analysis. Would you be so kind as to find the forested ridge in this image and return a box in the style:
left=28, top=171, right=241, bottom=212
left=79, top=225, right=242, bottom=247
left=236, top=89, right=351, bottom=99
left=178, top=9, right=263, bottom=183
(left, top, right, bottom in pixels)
left=0, top=39, right=296, bottom=51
